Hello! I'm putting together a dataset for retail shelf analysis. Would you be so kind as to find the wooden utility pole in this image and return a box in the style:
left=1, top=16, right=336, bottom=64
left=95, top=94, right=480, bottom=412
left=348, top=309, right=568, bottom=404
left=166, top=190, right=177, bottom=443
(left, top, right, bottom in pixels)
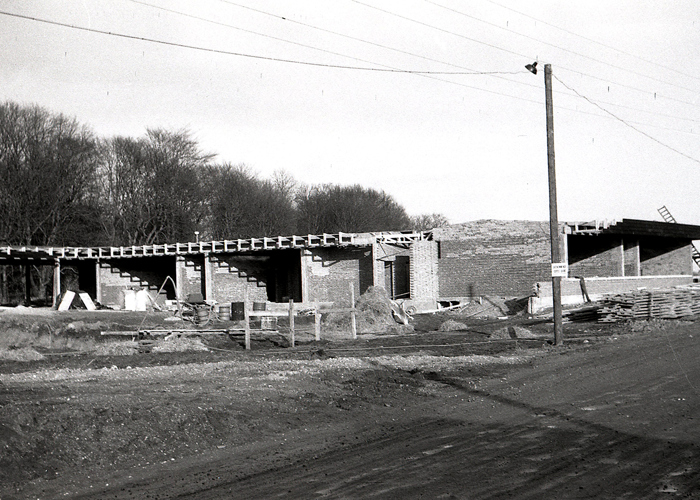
left=545, top=63, right=563, bottom=345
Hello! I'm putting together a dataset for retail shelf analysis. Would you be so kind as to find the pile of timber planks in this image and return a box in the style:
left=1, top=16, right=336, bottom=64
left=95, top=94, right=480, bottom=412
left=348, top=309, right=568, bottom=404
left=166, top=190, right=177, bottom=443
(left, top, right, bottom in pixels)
left=562, top=305, right=599, bottom=323
left=598, top=286, right=700, bottom=323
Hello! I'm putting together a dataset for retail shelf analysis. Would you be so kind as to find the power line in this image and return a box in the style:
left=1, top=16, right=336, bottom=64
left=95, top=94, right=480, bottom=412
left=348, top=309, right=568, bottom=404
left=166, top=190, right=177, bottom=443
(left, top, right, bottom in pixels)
left=554, top=67, right=700, bottom=111
left=128, top=0, right=519, bottom=76
left=352, top=0, right=700, bottom=111
left=554, top=73, right=700, bottom=165
left=351, top=0, right=527, bottom=61
left=481, top=0, right=700, bottom=84
left=565, top=95, right=700, bottom=126
left=424, top=0, right=700, bottom=96
left=555, top=103, right=700, bottom=137
left=0, top=9, right=512, bottom=75
left=0, top=8, right=551, bottom=108
left=47, top=1, right=699, bottom=126
left=4, top=7, right=698, bottom=135
left=216, top=0, right=526, bottom=77
left=216, top=0, right=699, bottom=125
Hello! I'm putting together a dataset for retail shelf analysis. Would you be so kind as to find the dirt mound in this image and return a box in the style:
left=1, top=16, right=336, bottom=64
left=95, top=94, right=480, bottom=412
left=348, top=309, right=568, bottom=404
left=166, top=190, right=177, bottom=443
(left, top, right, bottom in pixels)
left=324, top=287, right=414, bottom=334
left=438, top=319, right=468, bottom=331
left=490, top=326, right=540, bottom=339
left=153, top=336, right=209, bottom=353
left=0, top=347, right=45, bottom=361
left=92, top=340, right=138, bottom=356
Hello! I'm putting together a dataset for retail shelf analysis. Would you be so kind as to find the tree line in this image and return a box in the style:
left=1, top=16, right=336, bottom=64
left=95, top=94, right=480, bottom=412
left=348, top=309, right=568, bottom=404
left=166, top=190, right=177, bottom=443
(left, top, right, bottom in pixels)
left=0, top=101, right=448, bottom=249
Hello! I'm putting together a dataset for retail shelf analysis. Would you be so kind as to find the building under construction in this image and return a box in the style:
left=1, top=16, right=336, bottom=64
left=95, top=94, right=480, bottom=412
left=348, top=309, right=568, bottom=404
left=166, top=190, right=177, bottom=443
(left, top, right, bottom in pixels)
left=1, top=218, right=699, bottom=313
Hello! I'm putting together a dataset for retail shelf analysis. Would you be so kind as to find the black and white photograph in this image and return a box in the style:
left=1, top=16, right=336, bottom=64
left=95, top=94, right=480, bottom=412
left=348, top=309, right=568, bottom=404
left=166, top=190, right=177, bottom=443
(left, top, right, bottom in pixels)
left=1, top=1, right=699, bottom=498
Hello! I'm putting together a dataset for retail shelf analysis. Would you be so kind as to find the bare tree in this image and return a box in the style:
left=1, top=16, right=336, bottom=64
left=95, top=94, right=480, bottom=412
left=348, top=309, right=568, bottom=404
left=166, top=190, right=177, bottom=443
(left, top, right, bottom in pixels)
left=295, top=184, right=411, bottom=234
left=410, top=213, right=450, bottom=231
left=98, top=129, right=212, bottom=245
left=0, top=101, right=100, bottom=246
left=207, top=164, right=296, bottom=239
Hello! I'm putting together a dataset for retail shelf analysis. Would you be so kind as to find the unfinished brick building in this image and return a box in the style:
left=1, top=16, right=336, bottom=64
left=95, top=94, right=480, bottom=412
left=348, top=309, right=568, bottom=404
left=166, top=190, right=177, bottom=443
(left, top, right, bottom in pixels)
left=433, top=219, right=700, bottom=312
left=1, top=218, right=698, bottom=313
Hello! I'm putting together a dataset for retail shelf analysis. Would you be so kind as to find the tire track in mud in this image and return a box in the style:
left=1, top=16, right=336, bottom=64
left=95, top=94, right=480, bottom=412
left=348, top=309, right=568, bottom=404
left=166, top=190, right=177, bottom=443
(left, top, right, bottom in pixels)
left=20, top=329, right=700, bottom=499
left=174, top=370, right=700, bottom=499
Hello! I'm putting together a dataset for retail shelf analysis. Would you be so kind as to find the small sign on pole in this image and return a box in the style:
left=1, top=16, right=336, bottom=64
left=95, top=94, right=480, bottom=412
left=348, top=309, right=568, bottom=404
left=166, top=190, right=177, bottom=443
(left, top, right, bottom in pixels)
left=551, top=262, right=568, bottom=278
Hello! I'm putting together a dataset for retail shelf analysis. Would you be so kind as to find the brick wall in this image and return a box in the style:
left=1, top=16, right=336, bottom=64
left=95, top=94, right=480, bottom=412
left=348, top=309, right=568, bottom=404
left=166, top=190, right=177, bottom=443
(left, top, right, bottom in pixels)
left=372, top=243, right=386, bottom=292
left=623, top=240, right=640, bottom=276
left=210, top=254, right=269, bottom=303
left=434, top=221, right=552, bottom=298
left=568, top=235, right=623, bottom=278
left=178, top=255, right=205, bottom=299
left=410, top=240, right=438, bottom=302
left=98, top=257, right=174, bottom=308
left=302, top=247, right=373, bottom=304
left=640, top=238, right=692, bottom=275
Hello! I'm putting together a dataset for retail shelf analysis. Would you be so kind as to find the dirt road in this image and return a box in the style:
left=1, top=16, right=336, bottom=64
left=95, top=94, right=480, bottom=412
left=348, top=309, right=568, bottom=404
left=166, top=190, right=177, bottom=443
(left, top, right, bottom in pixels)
left=2, top=320, right=700, bottom=499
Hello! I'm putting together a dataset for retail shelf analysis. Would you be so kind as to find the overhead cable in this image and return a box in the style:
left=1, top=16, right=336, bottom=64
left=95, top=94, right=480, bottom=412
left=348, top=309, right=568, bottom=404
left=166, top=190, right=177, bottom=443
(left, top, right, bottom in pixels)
left=3, top=9, right=698, bottom=134
left=216, top=0, right=526, bottom=77
left=482, top=0, right=700, bottom=84
left=0, top=9, right=513, bottom=75
left=352, top=0, right=700, bottom=110
left=425, top=0, right=700, bottom=95
left=215, top=0, right=699, bottom=123
left=554, top=73, right=700, bottom=165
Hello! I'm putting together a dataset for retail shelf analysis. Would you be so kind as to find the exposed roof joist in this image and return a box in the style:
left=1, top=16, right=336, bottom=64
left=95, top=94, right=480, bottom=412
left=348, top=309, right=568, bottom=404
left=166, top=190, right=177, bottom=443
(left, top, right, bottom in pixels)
left=0, top=232, right=361, bottom=262
left=567, top=219, right=700, bottom=239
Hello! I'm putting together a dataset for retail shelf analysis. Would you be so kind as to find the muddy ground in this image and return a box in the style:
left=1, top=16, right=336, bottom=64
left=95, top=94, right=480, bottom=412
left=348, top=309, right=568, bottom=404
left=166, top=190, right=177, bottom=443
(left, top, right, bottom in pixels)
left=1, top=308, right=699, bottom=499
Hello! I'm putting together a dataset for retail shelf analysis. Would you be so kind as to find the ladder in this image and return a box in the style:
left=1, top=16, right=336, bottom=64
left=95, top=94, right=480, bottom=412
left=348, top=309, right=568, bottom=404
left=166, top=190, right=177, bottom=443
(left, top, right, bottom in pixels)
left=658, top=205, right=676, bottom=224
left=658, top=206, right=700, bottom=267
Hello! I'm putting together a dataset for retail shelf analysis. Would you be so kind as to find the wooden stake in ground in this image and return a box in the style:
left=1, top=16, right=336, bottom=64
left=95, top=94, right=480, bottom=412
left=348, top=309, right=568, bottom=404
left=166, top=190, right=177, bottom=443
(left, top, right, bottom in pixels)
left=350, top=282, right=357, bottom=339
left=289, top=298, right=295, bottom=347
left=314, top=299, right=321, bottom=341
left=244, top=288, right=251, bottom=350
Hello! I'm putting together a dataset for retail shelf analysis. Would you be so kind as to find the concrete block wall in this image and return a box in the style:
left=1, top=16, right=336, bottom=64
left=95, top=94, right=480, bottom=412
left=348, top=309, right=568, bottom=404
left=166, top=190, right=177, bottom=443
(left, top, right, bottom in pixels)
left=176, top=255, right=205, bottom=300
left=302, top=247, right=373, bottom=304
left=623, top=240, right=640, bottom=276
left=568, top=235, right=624, bottom=278
left=434, top=221, right=552, bottom=298
left=640, top=239, right=692, bottom=276
left=98, top=257, right=174, bottom=308
left=410, top=240, right=438, bottom=308
left=372, top=243, right=386, bottom=292
left=210, top=254, right=268, bottom=303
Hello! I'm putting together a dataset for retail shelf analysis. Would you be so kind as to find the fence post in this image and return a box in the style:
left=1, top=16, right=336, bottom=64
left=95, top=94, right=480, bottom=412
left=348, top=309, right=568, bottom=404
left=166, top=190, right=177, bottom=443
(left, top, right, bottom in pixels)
left=244, top=288, right=251, bottom=350
left=289, top=298, right=295, bottom=347
left=314, top=299, right=321, bottom=341
left=350, top=282, right=357, bottom=339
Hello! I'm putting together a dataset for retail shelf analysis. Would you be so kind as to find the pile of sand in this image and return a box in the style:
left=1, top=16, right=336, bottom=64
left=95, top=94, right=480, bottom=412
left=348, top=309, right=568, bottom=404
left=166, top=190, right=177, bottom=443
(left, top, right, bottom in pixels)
left=438, top=319, right=468, bottom=332
left=153, top=336, right=209, bottom=353
left=93, top=340, right=139, bottom=356
left=324, top=286, right=414, bottom=335
left=490, top=326, right=540, bottom=339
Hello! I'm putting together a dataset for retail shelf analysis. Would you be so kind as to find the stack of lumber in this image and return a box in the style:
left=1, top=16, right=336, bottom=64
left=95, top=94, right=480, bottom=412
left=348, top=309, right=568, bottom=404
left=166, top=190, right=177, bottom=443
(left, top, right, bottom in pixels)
left=562, top=305, right=600, bottom=323
left=598, top=286, right=700, bottom=323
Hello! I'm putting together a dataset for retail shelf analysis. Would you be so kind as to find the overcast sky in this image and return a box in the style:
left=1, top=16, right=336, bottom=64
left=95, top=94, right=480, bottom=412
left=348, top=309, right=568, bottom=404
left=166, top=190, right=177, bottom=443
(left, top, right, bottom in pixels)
left=1, top=0, right=699, bottom=225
